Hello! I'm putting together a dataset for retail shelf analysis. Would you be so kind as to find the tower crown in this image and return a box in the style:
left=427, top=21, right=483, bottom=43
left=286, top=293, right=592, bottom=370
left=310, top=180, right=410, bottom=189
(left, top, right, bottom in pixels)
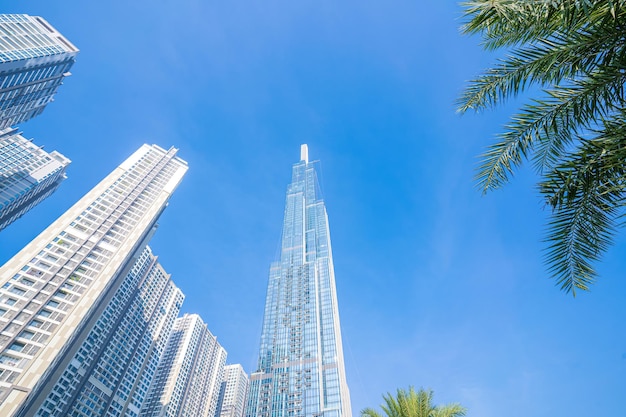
left=300, top=144, right=309, bottom=163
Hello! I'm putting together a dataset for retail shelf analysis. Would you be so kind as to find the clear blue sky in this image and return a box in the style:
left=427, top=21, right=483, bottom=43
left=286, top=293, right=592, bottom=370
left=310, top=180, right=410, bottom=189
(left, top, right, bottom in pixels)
left=1, top=2, right=624, bottom=416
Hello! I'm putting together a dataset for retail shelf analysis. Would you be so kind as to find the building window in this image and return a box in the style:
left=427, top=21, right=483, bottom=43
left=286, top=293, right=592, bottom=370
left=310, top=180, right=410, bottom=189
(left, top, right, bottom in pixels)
left=8, top=341, right=26, bottom=352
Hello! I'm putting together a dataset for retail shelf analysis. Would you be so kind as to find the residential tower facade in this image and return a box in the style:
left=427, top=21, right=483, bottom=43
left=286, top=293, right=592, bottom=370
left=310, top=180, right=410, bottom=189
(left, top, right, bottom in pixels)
left=216, top=364, right=249, bottom=417
left=141, top=314, right=227, bottom=417
left=0, top=14, right=78, bottom=128
left=0, top=144, right=187, bottom=416
left=32, top=246, right=184, bottom=417
left=0, top=127, right=70, bottom=231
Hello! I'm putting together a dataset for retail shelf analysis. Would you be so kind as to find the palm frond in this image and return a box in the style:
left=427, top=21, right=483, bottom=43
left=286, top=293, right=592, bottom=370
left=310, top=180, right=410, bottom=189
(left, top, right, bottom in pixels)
left=458, top=23, right=625, bottom=113
left=362, top=408, right=383, bottom=417
left=477, top=71, right=626, bottom=192
left=432, top=404, right=467, bottom=417
left=381, top=389, right=403, bottom=417
left=362, top=387, right=466, bottom=417
left=540, top=119, right=626, bottom=294
left=460, top=0, right=625, bottom=49
left=460, top=0, right=626, bottom=293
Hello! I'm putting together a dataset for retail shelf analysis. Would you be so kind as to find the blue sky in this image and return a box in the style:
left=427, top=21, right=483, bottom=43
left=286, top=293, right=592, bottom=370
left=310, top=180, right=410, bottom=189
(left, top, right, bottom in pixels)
left=1, top=2, right=625, bottom=416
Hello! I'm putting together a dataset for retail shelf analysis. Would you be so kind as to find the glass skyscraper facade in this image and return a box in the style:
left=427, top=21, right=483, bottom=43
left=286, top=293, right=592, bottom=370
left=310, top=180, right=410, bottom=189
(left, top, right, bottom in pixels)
left=246, top=145, right=351, bottom=417
left=0, top=127, right=70, bottom=231
left=0, top=14, right=78, bottom=129
left=0, top=144, right=187, bottom=417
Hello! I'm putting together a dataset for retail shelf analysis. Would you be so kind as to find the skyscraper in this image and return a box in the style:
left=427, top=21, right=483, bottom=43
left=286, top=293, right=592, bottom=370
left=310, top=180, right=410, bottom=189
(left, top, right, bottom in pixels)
left=246, top=145, right=352, bottom=417
left=32, top=246, right=184, bottom=417
left=216, top=364, right=249, bottom=417
left=0, top=144, right=188, bottom=416
left=0, top=14, right=78, bottom=129
left=141, top=314, right=227, bottom=417
left=0, top=127, right=70, bottom=231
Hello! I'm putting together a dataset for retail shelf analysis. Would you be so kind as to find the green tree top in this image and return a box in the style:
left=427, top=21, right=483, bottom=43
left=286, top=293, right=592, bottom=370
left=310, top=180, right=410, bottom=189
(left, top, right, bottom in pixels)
left=361, top=387, right=466, bottom=417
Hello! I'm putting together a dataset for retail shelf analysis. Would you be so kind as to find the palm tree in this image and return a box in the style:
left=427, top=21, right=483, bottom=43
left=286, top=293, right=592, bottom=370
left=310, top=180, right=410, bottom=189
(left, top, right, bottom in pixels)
left=361, top=387, right=466, bottom=417
left=457, top=1, right=626, bottom=295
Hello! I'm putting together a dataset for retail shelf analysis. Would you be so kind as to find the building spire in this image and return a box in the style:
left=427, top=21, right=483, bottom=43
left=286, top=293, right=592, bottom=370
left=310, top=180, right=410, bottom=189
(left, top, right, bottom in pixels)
left=246, top=146, right=352, bottom=417
left=300, top=144, right=309, bottom=163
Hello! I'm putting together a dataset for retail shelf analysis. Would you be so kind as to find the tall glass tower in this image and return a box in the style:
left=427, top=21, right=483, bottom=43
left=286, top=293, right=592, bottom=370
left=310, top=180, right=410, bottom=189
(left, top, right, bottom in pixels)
left=246, top=145, right=351, bottom=417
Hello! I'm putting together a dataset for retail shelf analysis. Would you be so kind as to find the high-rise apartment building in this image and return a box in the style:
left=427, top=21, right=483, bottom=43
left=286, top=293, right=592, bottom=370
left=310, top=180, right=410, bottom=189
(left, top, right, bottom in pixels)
left=0, top=127, right=70, bottom=231
left=246, top=145, right=352, bottom=417
left=141, top=314, right=227, bottom=417
left=32, top=246, right=184, bottom=417
left=216, top=364, right=249, bottom=417
left=0, top=14, right=77, bottom=231
left=0, top=14, right=78, bottom=129
left=0, top=144, right=188, bottom=416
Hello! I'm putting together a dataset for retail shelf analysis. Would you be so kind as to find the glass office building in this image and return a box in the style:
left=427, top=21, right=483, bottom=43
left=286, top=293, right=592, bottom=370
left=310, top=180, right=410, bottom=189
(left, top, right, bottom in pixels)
left=0, top=144, right=188, bottom=417
left=0, top=127, right=70, bottom=231
left=0, top=14, right=78, bottom=129
left=246, top=145, right=352, bottom=417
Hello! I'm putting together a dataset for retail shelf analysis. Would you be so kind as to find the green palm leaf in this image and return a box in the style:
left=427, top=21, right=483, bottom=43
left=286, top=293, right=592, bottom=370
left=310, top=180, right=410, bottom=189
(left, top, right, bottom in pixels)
left=459, top=0, right=626, bottom=293
left=541, top=114, right=626, bottom=294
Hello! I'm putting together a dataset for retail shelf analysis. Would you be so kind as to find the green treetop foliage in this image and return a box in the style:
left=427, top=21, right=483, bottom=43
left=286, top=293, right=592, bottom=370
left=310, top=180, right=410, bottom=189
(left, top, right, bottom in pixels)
left=457, top=0, right=626, bottom=295
left=361, top=387, right=466, bottom=417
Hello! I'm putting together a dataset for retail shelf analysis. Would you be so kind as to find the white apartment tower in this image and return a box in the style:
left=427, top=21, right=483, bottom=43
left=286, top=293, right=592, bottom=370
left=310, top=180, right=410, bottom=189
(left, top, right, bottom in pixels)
left=0, top=127, right=70, bottom=231
left=0, top=14, right=78, bottom=128
left=141, top=314, right=227, bottom=417
left=32, top=246, right=184, bottom=417
left=0, top=144, right=188, bottom=416
left=216, top=364, right=249, bottom=417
